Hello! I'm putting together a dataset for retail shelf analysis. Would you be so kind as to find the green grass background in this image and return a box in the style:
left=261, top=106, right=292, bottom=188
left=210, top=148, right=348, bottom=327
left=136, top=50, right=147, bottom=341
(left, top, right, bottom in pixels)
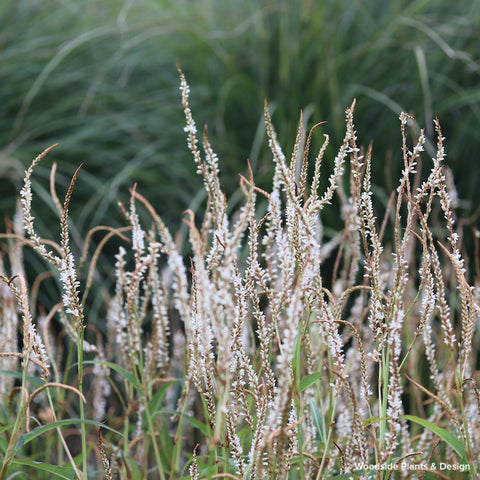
left=1, top=0, right=479, bottom=247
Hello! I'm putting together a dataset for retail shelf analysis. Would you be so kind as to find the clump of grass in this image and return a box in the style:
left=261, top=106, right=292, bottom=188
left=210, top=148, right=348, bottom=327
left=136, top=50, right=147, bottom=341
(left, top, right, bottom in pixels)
left=0, top=67, right=479, bottom=479
left=2, top=0, right=480, bottom=246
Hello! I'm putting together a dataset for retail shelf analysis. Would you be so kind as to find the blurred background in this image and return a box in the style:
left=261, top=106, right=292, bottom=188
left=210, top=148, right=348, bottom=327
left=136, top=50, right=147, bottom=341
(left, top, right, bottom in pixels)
left=1, top=0, right=480, bottom=268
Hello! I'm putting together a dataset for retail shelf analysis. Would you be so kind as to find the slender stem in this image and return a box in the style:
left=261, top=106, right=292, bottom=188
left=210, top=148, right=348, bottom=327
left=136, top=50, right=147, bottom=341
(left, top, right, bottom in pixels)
left=169, top=384, right=188, bottom=480
left=143, top=399, right=165, bottom=480
left=46, top=389, right=83, bottom=478
left=315, top=370, right=338, bottom=480
left=77, top=328, right=87, bottom=480
left=0, top=367, right=29, bottom=479
left=378, top=348, right=390, bottom=456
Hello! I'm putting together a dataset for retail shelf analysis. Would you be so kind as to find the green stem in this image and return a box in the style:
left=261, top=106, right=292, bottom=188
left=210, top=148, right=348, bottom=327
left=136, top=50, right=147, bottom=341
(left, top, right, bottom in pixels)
left=46, top=389, right=83, bottom=478
left=0, top=372, right=29, bottom=479
left=378, top=348, right=390, bottom=455
left=77, top=328, right=87, bottom=480
left=169, top=388, right=188, bottom=480
left=315, top=367, right=339, bottom=480
left=143, top=398, right=165, bottom=480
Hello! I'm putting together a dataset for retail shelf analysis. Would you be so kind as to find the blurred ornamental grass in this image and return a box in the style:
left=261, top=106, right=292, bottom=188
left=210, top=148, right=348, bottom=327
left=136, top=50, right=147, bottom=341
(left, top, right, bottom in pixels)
left=2, top=0, right=480, bottom=250
left=0, top=67, right=479, bottom=479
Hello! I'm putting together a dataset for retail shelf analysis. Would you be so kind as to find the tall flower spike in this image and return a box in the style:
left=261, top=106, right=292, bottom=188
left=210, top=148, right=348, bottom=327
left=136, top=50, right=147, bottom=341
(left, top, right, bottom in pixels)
left=20, top=144, right=61, bottom=267
left=316, top=102, right=352, bottom=210
left=59, top=164, right=84, bottom=332
left=177, top=62, right=202, bottom=169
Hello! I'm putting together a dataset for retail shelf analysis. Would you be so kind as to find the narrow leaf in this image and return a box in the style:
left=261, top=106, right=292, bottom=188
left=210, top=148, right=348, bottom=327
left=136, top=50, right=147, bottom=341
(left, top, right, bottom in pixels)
left=83, top=360, right=140, bottom=389
left=308, top=398, right=324, bottom=444
left=300, top=372, right=322, bottom=392
left=158, top=409, right=212, bottom=437
left=401, top=414, right=466, bottom=459
left=11, top=459, right=75, bottom=479
left=15, top=418, right=122, bottom=451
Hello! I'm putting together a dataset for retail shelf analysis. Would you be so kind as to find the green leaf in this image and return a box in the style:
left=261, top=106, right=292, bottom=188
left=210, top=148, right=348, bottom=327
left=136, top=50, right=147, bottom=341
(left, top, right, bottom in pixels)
left=0, top=435, right=8, bottom=454
left=125, top=454, right=142, bottom=480
left=293, top=320, right=303, bottom=389
left=11, top=458, right=75, bottom=479
left=15, top=418, right=122, bottom=452
left=83, top=360, right=140, bottom=389
left=300, top=372, right=322, bottom=392
left=0, top=369, right=44, bottom=387
left=401, top=414, right=466, bottom=459
left=158, top=409, right=212, bottom=437
left=308, top=398, right=324, bottom=444
left=148, top=379, right=183, bottom=415
left=363, top=415, right=389, bottom=427
left=198, top=462, right=223, bottom=478
left=0, top=423, right=14, bottom=436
